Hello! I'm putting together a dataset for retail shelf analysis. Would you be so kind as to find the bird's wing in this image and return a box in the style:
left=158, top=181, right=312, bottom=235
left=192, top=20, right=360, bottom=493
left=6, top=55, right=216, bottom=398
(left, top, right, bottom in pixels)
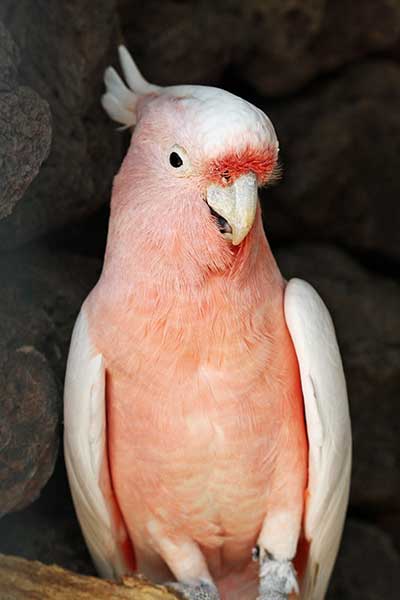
left=64, top=307, right=135, bottom=580
left=284, top=278, right=352, bottom=600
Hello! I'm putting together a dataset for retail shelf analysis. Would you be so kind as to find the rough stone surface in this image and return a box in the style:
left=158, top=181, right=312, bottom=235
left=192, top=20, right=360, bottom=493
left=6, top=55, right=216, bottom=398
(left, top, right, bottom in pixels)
left=0, top=21, right=19, bottom=89
left=0, top=87, right=52, bottom=220
left=0, top=247, right=101, bottom=515
left=242, top=0, right=400, bottom=96
left=0, top=1, right=122, bottom=248
left=276, top=244, right=400, bottom=511
left=118, top=0, right=242, bottom=86
left=377, top=512, right=400, bottom=555
left=263, top=61, right=400, bottom=259
left=118, top=1, right=400, bottom=96
left=327, top=520, right=400, bottom=599
left=0, top=247, right=101, bottom=386
left=0, top=347, right=58, bottom=515
left=0, top=458, right=95, bottom=575
left=0, top=21, right=51, bottom=221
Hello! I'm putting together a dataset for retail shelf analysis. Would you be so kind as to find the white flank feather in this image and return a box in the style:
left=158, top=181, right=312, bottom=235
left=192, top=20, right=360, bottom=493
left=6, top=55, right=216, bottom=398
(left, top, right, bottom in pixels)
left=64, top=308, right=132, bottom=580
left=284, top=279, right=352, bottom=600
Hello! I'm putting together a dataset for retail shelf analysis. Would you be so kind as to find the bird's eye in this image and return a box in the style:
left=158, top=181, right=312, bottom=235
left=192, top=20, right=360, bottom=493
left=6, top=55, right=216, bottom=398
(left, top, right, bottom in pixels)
left=169, top=152, right=183, bottom=168
left=168, top=145, right=191, bottom=175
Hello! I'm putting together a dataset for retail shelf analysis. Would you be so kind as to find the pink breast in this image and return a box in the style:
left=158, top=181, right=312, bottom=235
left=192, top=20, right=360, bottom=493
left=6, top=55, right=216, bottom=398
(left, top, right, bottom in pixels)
left=86, top=268, right=307, bottom=578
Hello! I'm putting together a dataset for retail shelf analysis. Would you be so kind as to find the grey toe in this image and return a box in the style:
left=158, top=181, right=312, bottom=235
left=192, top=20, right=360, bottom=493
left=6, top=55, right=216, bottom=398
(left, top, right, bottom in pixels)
left=258, top=557, right=298, bottom=600
left=166, top=580, right=220, bottom=600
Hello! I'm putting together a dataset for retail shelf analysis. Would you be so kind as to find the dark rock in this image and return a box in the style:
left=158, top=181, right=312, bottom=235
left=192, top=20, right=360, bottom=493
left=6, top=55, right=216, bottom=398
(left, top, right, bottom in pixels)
left=0, top=21, right=51, bottom=221
left=264, top=61, right=400, bottom=260
left=0, top=246, right=101, bottom=515
left=0, top=21, right=19, bottom=89
left=0, top=504, right=95, bottom=575
left=0, top=87, right=51, bottom=220
left=0, top=247, right=101, bottom=387
left=118, top=1, right=400, bottom=97
left=276, top=244, right=400, bottom=511
left=118, top=0, right=242, bottom=86
left=0, top=347, right=58, bottom=514
left=242, top=0, right=400, bottom=96
left=327, top=520, right=400, bottom=599
left=0, top=1, right=122, bottom=248
left=377, top=512, right=400, bottom=555
left=0, top=457, right=95, bottom=575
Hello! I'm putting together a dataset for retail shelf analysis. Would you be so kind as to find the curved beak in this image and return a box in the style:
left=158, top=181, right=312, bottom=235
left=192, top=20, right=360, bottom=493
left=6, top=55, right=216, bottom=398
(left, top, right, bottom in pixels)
left=206, top=172, right=258, bottom=245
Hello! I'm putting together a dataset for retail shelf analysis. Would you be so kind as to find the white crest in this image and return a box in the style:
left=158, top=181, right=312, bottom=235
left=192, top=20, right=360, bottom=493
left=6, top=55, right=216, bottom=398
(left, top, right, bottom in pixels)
left=102, top=46, right=279, bottom=160
left=102, top=46, right=159, bottom=127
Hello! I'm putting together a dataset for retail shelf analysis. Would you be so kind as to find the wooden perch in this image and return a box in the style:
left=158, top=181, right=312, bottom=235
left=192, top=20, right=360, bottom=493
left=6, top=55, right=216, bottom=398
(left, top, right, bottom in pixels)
left=0, top=553, right=181, bottom=599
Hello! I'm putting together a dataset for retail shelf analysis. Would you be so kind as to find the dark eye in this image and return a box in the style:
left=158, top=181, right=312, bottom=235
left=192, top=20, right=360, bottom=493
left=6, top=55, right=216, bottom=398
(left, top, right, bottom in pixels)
left=169, top=152, right=183, bottom=168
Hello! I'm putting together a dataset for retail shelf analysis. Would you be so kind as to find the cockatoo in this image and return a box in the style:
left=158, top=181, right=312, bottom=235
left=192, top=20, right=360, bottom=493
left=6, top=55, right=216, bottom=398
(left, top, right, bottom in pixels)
left=64, top=46, right=352, bottom=600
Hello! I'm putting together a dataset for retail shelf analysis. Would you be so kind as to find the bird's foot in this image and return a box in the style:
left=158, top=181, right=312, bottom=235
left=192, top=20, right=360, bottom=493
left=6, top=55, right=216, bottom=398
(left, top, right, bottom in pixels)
left=166, top=580, right=220, bottom=600
left=254, top=546, right=299, bottom=600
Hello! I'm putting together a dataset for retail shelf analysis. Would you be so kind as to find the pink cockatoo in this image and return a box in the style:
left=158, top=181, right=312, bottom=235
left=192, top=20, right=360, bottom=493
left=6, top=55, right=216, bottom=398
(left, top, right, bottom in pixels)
left=64, top=46, right=352, bottom=600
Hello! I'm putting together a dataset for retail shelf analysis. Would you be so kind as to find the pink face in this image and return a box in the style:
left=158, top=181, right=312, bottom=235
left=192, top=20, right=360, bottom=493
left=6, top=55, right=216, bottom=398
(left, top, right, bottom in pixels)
left=134, top=94, right=278, bottom=185
left=116, top=94, right=279, bottom=251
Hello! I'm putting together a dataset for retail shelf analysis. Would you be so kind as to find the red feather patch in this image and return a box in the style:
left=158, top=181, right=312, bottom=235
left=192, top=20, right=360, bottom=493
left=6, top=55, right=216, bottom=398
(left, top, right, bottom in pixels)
left=207, top=146, right=279, bottom=186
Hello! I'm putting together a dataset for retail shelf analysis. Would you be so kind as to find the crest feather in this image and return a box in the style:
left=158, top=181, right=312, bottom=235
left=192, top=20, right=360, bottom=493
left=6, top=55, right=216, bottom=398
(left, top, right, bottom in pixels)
left=101, top=46, right=159, bottom=127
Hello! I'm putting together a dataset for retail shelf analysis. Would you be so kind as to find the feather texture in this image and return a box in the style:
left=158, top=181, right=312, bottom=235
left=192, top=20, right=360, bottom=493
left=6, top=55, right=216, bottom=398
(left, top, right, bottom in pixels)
left=64, top=309, right=135, bottom=580
left=284, top=279, right=352, bottom=599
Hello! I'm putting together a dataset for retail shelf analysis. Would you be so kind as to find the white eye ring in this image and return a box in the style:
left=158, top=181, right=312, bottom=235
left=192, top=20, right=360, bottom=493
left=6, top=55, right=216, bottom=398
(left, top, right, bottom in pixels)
left=168, top=145, right=191, bottom=176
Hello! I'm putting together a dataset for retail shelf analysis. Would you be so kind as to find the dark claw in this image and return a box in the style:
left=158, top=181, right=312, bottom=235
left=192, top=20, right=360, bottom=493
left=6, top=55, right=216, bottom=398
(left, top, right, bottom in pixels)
left=252, top=545, right=260, bottom=562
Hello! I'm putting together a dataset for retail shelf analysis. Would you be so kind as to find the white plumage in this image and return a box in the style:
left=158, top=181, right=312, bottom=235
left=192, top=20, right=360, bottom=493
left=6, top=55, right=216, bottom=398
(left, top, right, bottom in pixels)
left=101, top=45, right=278, bottom=157
left=64, top=309, right=130, bottom=580
left=285, top=279, right=352, bottom=599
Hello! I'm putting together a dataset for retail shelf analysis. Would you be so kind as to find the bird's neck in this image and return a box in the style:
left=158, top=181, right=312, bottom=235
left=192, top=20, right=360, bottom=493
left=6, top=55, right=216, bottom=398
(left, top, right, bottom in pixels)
left=99, top=205, right=282, bottom=311
left=88, top=202, right=286, bottom=371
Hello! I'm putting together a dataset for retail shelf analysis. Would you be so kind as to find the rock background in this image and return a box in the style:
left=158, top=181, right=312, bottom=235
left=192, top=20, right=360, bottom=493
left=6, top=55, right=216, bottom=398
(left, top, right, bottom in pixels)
left=0, top=1, right=399, bottom=598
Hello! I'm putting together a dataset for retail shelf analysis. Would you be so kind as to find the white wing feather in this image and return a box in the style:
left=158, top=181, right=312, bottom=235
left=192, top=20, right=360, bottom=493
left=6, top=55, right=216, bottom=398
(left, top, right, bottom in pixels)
left=64, top=308, right=132, bottom=580
left=284, top=279, right=352, bottom=600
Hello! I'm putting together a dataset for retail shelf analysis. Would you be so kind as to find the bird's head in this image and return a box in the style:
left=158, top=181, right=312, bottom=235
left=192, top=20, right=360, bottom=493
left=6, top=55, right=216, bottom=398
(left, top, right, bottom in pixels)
left=103, top=47, right=279, bottom=269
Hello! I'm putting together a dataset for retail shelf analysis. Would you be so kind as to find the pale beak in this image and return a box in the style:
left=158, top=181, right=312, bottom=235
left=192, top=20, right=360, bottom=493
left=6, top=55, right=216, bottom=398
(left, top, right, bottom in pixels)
left=206, top=172, right=258, bottom=245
